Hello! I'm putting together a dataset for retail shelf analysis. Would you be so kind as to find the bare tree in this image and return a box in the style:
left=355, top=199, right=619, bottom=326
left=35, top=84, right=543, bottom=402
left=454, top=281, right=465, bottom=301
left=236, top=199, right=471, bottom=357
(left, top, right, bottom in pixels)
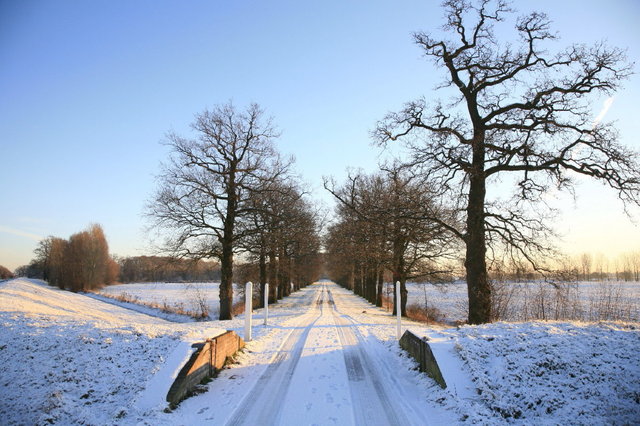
left=375, top=0, right=638, bottom=323
left=62, top=224, right=112, bottom=291
left=47, top=237, right=68, bottom=289
left=32, top=224, right=116, bottom=291
left=580, top=252, right=593, bottom=281
left=147, top=102, right=288, bottom=320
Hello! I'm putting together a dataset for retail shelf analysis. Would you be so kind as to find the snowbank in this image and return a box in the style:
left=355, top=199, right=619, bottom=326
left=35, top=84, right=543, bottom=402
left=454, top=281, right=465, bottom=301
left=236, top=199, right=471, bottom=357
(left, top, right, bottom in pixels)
left=424, top=321, right=640, bottom=424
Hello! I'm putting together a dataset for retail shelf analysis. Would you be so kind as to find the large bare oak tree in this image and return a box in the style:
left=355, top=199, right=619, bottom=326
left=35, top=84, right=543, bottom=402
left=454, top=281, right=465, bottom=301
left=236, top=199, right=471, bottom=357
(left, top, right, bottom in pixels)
left=375, top=0, right=639, bottom=324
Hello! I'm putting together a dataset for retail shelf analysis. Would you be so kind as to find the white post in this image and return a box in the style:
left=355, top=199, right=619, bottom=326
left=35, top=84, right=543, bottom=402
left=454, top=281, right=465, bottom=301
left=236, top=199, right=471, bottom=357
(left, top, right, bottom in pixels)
left=245, top=281, right=252, bottom=342
left=396, top=281, right=402, bottom=339
left=264, top=283, right=269, bottom=326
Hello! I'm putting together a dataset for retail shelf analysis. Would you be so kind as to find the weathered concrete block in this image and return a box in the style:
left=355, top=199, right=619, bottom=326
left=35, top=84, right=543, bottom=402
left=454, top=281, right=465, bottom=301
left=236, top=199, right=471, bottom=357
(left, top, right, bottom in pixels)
left=166, top=330, right=245, bottom=407
left=399, top=330, right=447, bottom=389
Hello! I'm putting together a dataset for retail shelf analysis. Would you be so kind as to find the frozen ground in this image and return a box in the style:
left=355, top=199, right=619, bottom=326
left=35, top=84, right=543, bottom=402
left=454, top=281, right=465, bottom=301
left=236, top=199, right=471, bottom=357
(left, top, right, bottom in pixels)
left=1, top=278, right=639, bottom=425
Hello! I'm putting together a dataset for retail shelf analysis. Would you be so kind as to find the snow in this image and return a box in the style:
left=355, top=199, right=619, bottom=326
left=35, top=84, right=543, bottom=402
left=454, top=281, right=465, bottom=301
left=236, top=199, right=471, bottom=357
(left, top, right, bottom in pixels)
left=405, top=280, right=640, bottom=323
left=96, top=281, right=237, bottom=319
left=0, top=279, right=225, bottom=425
left=448, top=321, right=640, bottom=424
left=1, top=278, right=639, bottom=425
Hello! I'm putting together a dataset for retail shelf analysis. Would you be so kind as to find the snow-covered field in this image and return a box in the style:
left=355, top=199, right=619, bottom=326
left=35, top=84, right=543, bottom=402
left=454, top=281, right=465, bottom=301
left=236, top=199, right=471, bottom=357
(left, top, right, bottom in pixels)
left=96, top=282, right=235, bottom=319
left=1, top=278, right=639, bottom=425
left=100, top=279, right=640, bottom=324
left=404, top=281, right=640, bottom=323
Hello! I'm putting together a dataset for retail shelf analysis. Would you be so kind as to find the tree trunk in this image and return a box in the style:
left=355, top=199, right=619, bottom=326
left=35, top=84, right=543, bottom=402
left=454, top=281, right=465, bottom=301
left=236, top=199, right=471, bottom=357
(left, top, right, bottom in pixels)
left=278, top=247, right=288, bottom=298
left=348, top=262, right=355, bottom=291
left=368, top=265, right=377, bottom=304
left=400, top=278, right=408, bottom=316
left=219, top=177, right=236, bottom=321
left=268, top=251, right=278, bottom=302
left=465, top=139, right=491, bottom=324
left=219, top=236, right=234, bottom=320
left=259, top=247, right=267, bottom=309
left=376, top=267, right=384, bottom=307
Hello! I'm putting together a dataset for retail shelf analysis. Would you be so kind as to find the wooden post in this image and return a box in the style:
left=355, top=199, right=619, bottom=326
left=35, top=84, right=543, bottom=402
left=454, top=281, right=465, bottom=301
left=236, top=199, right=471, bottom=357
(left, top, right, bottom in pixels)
left=396, top=281, right=401, bottom=339
left=264, top=283, right=269, bottom=326
left=245, top=282, right=252, bottom=342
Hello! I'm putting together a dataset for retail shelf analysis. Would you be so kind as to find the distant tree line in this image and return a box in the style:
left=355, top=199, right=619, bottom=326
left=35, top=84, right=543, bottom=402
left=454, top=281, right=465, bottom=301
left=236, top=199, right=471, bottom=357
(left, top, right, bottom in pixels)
left=491, top=252, right=640, bottom=283
left=118, top=256, right=221, bottom=283
left=21, top=224, right=119, bottom=292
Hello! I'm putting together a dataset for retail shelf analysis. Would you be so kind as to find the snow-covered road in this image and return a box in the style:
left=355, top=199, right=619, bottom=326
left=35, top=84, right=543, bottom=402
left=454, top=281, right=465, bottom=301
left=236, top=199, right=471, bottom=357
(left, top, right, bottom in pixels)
left=159, top=282, right=452, bottom=425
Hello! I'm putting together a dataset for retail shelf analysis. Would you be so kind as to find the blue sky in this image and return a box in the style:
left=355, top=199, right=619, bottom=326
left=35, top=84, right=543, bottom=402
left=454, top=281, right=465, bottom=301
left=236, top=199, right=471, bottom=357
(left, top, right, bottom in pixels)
left=1, top=0, right=639, bottom=270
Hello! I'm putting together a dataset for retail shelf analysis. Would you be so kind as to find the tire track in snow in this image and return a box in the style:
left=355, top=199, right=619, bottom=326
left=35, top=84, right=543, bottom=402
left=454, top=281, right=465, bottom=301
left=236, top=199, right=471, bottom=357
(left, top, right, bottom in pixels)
left=327, top=288, right=411, bottom=426
left=225, top=285, right=326, bottom=426
left=329, top=286, right=434, bottom=426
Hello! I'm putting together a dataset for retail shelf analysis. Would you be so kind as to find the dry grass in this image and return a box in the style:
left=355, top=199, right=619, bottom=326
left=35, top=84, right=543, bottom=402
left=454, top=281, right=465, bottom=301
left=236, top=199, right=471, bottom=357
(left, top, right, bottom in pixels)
left=381, top=294, right=446, bottom=325
left=98, top=291, right=209, bottom=320
left=231, top=300, right=245, bottom=316
left=405, top=303, right=447, bottom=325
left=490, top=281, right=636, bottom=322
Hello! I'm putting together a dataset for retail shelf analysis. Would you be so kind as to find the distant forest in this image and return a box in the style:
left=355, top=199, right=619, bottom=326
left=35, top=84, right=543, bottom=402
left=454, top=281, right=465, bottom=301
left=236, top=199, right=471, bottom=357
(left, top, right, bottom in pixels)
left=118, top=256, right=220, bottom=283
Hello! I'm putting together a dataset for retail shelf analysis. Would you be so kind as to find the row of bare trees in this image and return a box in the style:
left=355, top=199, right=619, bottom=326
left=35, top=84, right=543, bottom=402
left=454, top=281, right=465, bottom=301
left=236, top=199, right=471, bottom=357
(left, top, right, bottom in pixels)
left=238, top=179, right=322, bottom=307
left=324, top=165, right=460, bottom=316
left=31, top=224, right=119, bottom=292
left=572, top=252, right=640, bottom=282
left=146, top=102, right=321, bottom=320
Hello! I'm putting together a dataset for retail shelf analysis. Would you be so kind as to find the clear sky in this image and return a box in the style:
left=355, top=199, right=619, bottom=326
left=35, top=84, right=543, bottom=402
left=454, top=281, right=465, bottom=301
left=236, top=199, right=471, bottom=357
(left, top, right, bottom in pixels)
left=1, top=0, right=639, bottom=271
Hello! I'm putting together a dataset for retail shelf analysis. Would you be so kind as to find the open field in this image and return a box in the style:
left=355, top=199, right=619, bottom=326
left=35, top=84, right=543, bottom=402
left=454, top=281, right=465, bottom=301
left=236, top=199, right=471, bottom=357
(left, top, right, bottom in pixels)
left=98, top=280, right=640, bottom=323
left=96, top=282, right=242, bottom=320
left=398, top=281, right=640, bottom=323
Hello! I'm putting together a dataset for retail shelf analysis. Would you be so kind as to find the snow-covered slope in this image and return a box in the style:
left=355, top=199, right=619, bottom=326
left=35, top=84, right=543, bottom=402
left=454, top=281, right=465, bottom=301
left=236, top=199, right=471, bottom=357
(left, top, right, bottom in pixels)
left=0, top=279, right=225, bottom=425
left=456, top=321, right=640, bottom=423
left=423, top=322, right=640, bottom=424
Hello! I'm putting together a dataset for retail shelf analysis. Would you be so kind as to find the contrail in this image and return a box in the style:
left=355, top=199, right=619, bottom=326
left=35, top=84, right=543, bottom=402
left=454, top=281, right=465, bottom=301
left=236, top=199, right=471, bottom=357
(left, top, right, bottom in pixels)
left=0, top=226, right=42, bottom=241
left=593, top=97, right=615, bottom=127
